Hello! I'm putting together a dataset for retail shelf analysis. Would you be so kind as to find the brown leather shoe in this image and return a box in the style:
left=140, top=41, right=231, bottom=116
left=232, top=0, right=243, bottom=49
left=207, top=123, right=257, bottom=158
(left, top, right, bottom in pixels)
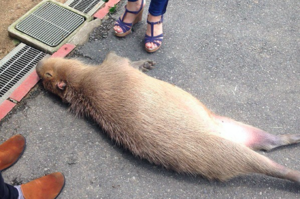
left=21, top=172, right=65, bottom=199
left=0, top=134, right=26, bottom=171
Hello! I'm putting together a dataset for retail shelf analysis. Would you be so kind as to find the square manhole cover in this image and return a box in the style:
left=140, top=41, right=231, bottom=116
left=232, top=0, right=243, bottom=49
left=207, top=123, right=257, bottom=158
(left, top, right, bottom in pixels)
left=9, top=0, right=91, bottom=53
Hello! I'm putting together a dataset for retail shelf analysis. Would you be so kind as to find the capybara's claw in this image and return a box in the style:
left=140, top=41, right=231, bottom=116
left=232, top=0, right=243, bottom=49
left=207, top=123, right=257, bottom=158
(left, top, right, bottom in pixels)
left=130, top=59, right=155, bottom=72
left=140, top=60, right=155, bottom=72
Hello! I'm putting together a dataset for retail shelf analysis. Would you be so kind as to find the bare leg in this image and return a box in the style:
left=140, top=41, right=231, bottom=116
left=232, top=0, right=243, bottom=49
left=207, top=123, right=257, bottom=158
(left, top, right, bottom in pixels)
left=130, top=60, right=155, bottom=72
left=212, top=114, right=300, bottom=151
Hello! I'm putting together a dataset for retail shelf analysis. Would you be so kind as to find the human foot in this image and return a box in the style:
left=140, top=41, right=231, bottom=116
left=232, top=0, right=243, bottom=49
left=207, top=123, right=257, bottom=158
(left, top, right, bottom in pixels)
left=114, top=0, right=145, bottom=37
left=144, top=14, right=163, bottom=53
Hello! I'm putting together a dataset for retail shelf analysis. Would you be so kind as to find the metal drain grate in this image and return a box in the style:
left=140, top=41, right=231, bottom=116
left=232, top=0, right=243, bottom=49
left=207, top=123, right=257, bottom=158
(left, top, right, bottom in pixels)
left=0, top=45, right=45, bottom=99
left=69, top=0, right=102, bottom=14
left=15, top=2, right=85, bottom=47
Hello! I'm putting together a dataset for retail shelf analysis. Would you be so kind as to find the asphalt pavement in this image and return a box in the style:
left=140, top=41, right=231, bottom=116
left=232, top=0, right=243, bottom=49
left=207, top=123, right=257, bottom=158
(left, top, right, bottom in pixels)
left=0, top=0, right=300, bottom=198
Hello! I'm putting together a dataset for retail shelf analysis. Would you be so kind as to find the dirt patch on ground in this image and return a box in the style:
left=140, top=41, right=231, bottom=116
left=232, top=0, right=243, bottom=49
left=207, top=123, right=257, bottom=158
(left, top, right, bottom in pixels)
left=0, top=0, right=66, bottom=59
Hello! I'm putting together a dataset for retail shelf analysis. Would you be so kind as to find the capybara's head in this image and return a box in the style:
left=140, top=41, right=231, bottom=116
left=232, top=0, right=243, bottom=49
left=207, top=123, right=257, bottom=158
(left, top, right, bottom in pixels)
left=36, top=56, right=69, bottom=98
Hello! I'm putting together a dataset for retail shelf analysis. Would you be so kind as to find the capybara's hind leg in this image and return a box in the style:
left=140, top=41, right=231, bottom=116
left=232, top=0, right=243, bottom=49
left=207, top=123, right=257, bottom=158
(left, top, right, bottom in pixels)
left=201, top=135, right=300, bottom=183
left=213, top=114, right=300, bottom=151
left=130, top=60, right=155, bottom=72
left=260, top=156, right=300, bottom=183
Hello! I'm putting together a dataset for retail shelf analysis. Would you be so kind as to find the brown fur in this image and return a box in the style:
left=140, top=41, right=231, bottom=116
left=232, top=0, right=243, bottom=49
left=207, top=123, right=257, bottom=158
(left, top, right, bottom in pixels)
left=36, top=52, right=300, bottom=183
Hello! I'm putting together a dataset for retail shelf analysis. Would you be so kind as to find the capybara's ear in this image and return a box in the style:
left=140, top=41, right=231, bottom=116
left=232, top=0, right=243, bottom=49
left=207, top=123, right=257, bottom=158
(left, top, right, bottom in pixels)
left=57, top=80, right=67, bottom=90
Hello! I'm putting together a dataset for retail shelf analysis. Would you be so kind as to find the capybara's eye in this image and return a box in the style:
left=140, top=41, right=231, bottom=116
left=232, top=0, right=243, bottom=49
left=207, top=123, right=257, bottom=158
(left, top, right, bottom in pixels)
left=45, top=72, right=53, bottom=78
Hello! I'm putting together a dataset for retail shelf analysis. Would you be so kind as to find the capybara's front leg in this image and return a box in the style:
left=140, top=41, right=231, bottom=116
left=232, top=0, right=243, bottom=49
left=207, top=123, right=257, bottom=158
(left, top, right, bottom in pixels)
left=130, top=60, right=155, bottom=72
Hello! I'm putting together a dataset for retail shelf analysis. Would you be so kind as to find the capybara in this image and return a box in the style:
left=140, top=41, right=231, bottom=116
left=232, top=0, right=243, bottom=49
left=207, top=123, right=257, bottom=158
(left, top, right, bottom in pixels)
left=36, top=52, right=300, bottom=183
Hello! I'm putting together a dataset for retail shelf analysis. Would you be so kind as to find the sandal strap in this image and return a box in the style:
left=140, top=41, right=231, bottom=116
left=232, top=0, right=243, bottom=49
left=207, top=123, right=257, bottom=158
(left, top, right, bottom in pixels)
left=121, top=0, right=144, bottom=20
left=146, top=15, right=163, bottom=25
left=144, top=15, right=164, bottom=48
left=145, top=33, right=163, bottom=47
left=116, top=0, right=144, bottom=33
left=115, top=17, right=132, bottom=33
left=146, top=15, right=163, bottom=37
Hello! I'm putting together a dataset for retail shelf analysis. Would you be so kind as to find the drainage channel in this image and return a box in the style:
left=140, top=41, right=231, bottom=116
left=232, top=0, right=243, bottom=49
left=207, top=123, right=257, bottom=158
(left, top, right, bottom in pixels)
left=0, top=44, right=45, bottom=105
left=68, top=0, right=103, bottom=14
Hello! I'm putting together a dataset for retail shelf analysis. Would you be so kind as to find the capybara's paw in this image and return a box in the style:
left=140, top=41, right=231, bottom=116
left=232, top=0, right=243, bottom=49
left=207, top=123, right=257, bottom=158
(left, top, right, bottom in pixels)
left=139, top=60, right=155, bottom=72
left=131, top=60, right=156, bottom=72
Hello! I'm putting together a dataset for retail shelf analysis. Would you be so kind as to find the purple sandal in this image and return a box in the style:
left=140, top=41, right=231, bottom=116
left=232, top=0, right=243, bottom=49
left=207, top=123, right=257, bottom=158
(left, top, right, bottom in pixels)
left=114, top=0, right=144, bottom=37
left=144, top=15, right=163, bottom=53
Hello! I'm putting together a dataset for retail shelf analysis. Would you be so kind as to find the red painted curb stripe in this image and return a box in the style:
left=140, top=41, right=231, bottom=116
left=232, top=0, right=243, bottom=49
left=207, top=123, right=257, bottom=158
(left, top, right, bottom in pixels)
left=0, top=100, right=16, bottom=121
left=9, top=71, right=40, bottom=102
left=52, top=43, right=76, bottom=58
left=93, top=0, right=121, bottom=19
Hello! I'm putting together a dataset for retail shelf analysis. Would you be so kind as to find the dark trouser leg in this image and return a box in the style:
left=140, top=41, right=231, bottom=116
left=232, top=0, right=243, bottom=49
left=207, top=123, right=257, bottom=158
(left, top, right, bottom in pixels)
left=148, top=0, right=169, bottom=16
left=0, top=172, right=18, bottom=199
